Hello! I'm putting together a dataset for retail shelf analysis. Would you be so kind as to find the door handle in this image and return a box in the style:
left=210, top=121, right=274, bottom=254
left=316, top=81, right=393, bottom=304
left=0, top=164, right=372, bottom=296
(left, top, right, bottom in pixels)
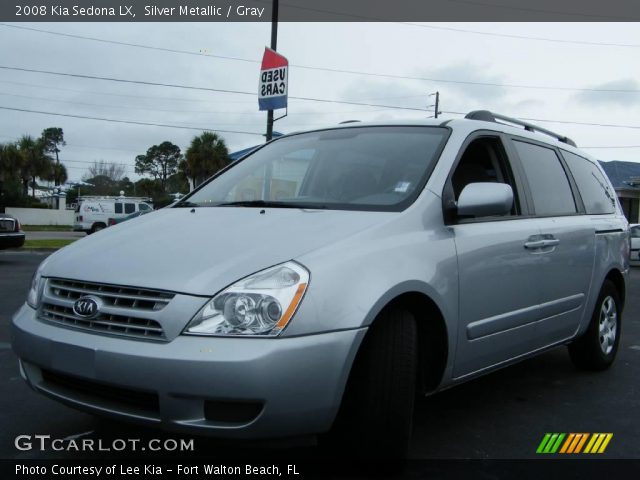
left=524, top=237, right=559, bottom=249
left=540, top=239, right=560, bottom=247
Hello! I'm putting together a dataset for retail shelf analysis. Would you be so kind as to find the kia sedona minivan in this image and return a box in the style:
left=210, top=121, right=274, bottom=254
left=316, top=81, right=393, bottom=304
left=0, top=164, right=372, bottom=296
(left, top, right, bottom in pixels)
left=12, top=111, right=628, bottom=456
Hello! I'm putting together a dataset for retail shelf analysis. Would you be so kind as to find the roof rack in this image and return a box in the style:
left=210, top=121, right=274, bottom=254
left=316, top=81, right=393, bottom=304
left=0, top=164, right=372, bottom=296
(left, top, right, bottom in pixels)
left=78, top=195, right=152, bottom=202
left=465, top=110, right=577, bottom=147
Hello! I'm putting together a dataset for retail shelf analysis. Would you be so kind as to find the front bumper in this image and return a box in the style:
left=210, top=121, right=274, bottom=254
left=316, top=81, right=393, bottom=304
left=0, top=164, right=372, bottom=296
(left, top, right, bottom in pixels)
left=12, top=304, right=366, bottom=439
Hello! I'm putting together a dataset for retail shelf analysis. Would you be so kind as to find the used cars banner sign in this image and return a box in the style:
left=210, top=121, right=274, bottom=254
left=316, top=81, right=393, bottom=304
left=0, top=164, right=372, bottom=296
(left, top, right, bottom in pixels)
left=258, top=47, right=288, bottom=111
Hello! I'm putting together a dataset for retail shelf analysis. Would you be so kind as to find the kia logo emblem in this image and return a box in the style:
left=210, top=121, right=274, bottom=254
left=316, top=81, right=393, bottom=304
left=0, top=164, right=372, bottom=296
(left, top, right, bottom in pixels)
left=72, top=296, right=101, bottom=318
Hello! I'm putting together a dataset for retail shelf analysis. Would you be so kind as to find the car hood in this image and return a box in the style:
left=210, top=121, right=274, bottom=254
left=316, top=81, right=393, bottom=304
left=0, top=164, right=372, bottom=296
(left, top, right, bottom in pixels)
left=43, top=207, right=389, bottom=296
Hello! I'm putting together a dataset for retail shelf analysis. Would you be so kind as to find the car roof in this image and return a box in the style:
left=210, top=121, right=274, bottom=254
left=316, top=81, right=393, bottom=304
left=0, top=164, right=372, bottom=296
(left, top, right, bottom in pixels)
left=276, top=116, right=594, bottom=163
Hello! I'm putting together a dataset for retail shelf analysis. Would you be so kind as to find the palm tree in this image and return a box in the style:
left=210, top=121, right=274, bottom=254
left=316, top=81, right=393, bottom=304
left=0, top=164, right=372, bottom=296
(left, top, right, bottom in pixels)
left=41, top=127, right=65, bottom=186
left=18, top=135, right=53, bottom=198
left=45, top=162, right=68, bottom=187
left=182, top=132, right=230, bottom=188
left=0, top=142, right=22, bottom=183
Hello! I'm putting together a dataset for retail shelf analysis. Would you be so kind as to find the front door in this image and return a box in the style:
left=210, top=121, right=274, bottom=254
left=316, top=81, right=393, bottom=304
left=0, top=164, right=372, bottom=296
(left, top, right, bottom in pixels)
left=444, top=133, right=545, bottom=378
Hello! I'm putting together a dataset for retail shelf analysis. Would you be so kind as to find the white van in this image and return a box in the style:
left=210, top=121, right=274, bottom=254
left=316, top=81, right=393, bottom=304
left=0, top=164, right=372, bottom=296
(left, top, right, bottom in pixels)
left=74, top=197, right=152, bottom=234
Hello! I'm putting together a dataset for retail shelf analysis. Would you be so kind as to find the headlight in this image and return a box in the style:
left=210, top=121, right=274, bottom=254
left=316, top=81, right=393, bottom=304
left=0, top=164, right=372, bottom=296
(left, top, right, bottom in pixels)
left=184, top=261, right=309, bottom=337
left=27, top=263, right=46, bottom=309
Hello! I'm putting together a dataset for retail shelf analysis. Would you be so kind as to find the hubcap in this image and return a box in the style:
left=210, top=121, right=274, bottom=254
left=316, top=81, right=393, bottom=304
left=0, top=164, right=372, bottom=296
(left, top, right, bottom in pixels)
left=598, top=296, right=617, bottom=355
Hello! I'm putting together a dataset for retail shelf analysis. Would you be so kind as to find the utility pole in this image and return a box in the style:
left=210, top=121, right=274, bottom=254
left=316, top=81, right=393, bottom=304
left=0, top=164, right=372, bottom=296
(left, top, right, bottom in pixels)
left=427, top=91, right=440, bottom=119
left=265, top=0, right=279, bottom=142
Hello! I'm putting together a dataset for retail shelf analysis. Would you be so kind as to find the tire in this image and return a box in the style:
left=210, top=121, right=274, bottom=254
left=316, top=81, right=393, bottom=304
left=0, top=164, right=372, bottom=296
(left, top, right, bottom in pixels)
left=331, top=308, right=418, bottom=458
left=90, top=223, right=105, bottom=234
left=568, top=280, right=622, bottom=371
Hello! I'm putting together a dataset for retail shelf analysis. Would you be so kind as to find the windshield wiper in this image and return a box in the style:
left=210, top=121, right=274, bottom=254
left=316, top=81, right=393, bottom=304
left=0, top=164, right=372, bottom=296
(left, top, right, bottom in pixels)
left=215, top=200, right=326, bottom=209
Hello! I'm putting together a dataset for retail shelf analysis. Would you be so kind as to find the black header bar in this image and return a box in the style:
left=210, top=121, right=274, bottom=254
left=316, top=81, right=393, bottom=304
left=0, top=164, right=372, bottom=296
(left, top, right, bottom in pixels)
left=2, top=0, right=640, bottom=22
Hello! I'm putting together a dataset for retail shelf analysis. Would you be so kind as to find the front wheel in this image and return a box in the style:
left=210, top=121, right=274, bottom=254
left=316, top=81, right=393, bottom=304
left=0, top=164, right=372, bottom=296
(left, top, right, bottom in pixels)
left=330, top=308, right=418, bottom=457
left=568, top=280, right=622, bottom=371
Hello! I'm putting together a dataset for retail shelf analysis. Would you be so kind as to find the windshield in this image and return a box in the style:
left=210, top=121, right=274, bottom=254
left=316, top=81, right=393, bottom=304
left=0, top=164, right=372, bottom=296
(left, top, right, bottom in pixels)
left=178, top=126, right=449, bottom=211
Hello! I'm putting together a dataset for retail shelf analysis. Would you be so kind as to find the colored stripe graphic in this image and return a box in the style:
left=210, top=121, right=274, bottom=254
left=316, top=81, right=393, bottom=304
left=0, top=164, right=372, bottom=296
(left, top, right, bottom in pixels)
left=536, top=433, right=552, bottom=453
left=584, top=433, right=613, bottom=453
left=536, top=433, right=565, bottom=453
left=559, top=433, right=574, bottom=453
left=538, top=433, right=613, bottom=454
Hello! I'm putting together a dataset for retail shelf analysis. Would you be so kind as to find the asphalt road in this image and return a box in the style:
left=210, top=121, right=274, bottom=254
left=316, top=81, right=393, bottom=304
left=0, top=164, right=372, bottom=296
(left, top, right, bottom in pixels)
left=1, top=251, right=638, bottom=460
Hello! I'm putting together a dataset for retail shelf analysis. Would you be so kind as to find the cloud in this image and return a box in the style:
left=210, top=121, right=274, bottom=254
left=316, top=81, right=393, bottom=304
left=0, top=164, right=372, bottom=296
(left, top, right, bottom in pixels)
left=417, top=63, right=510, bottom=102
left=334, top=63, right=514, bottom=123
left=573, top=79, right=640, bottom=107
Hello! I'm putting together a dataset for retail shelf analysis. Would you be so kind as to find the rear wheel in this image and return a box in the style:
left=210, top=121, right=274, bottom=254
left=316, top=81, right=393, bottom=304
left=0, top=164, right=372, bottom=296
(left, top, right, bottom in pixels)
left=331, top=308, right=418, bottom=457
left=90, top=223, right=105, bottom=234
left=568, top=280, right=621, bottom=371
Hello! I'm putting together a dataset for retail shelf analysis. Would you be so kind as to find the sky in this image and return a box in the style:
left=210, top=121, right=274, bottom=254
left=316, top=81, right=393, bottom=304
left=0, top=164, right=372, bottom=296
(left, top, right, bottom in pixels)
left=0, top=21, right=638, bottom=184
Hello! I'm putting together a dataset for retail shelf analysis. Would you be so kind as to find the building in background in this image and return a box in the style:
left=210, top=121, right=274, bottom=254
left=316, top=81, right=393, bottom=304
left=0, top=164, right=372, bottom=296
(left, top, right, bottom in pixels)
left=600, top=161, right=640, bottom=223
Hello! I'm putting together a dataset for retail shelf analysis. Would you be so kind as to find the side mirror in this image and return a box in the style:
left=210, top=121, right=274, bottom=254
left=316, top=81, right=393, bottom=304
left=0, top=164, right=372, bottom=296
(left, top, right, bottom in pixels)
left=457, top=182, right=513, bottom=218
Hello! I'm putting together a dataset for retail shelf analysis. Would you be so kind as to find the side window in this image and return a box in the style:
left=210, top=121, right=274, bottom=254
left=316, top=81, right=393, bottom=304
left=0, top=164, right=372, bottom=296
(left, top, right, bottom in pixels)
left=561, top=151, right=615, bottom=215
left=449, top=136, right=520, bottom=216
left=631, top=226, right=640, bottom=238
left=124, top=203, right=135, bottom=214
left=139, top=203, right=150, bottom=211
left=513, top=140, right=576, bottom=216
left=114, top=203, right=123, bottom=214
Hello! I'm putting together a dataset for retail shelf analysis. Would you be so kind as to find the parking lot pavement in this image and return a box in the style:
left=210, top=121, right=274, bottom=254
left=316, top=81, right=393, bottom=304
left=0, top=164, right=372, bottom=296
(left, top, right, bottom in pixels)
left=1, top=250, right=639, bottom=460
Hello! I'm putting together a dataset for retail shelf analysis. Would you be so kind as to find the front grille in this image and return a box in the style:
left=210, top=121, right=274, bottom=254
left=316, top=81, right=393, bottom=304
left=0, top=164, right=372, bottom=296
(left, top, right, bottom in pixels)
left=38, top=278, right=174, bottom=341
left=0, top=219, right=15, bottom=232
left=48, top=278, right=173, bottom=311
left=41, top=369, right=160, bottom=414
left=40, top=303, right=165, bottom=340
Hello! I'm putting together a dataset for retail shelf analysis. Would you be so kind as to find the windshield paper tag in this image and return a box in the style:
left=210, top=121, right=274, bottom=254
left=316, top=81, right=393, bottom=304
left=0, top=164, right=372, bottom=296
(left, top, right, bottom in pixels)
left=394, top=181, right=411, bottom=193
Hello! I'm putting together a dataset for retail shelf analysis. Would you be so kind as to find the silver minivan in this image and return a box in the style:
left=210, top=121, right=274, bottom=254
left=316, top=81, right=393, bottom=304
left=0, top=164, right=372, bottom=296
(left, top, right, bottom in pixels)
left=12, top=111, right=628, bottom=456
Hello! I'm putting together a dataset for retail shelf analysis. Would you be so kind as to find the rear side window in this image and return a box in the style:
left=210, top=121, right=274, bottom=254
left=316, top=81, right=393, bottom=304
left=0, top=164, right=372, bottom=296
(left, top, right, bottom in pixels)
left=562, top=151, right=615, bottom=214
left=513, top=140, right=576, bottom=216
left=631, top=226, right=640, bottom=238
left=114, top=203, right=123, bottom=214
left=124, top=203, right=135, bottom=214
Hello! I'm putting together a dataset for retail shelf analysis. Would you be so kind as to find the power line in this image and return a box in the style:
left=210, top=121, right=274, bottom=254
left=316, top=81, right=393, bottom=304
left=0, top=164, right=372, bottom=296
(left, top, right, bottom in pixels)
left=0, top=65, right=430, bottom=111
left=438, top=109, right=640, bottom=130
left=0, top=23, right=259, bottom=62
left=517, top=116, right=640, bottom=130
left=0, top=106, right=264, bottom=135
left=400, top=22, right=640, bottom=47
left=0, top=91, right=392, bottom=116
left=0, top=133, right=141, bottom=153
left=581, top=145, right=640, bottom=149
left=0, top=79, right=256, bottom=104
left=248, top=1, right=638, bottom=40
left=2, top=25, right=640, bottom=93
left=5, top=101, right=640, bottom=135
left=0, top=65, right=255, bottom=96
